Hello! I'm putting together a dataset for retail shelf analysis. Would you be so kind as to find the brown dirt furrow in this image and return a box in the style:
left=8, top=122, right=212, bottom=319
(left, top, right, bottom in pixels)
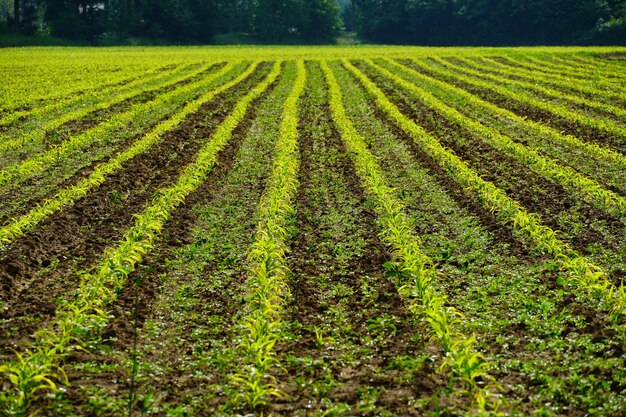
left=463, top=58, right=626, bottom=106
left=0, top=66, right=176, bottom=125
left=48, top=70, right=281, bottom=416
left=442, top=57, right=624, bottom=121
left=404, top=58, right=626, bottom=154
left=356, top=62, right=626, bottom=262
left=349, top=63, right=529, bottom=260
left=0, top=63, right=272, bottom=358
left=38, top=63, right=223, bottom=151
left=268, top=61, right=447, bottom=417
left=0, top=63, right=234, bottom=224
left=348, top=63, right=626, bottom=417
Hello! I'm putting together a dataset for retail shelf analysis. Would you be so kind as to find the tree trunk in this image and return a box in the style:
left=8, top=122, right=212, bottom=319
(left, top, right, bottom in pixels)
left=13, top=0, right=20, bottom=33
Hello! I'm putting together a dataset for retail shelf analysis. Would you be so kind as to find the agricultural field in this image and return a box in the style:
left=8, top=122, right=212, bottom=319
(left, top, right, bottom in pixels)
left=0, top=46, right=625, bottom=416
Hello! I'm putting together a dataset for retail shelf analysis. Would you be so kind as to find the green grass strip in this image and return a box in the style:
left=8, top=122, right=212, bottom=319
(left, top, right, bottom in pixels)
left=424, top=56, right=626, bottom=142
left=228, top=60, right=305, bottom=411
left=368, top=59, right=626, bottom=219
left=343, top=59, right=626, bottom=326
left=323, top=60, right=505, bottom=413
left=0, top=62, right=246, bottom=189
left=383, top=58, right=626, bottom=181
left=0, top=61, right=252, bottom=248
left=0, top=61, right=281, bottom=415
left=0, top=63, right=212, bottom=156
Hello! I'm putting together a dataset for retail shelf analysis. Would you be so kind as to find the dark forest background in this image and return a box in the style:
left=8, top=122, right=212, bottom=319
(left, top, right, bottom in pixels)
left=2, top=0, right=625, bottom=45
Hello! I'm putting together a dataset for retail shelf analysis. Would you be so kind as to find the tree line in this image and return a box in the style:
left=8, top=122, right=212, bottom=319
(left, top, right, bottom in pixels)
left=347, top=0, right=626, bottom=45
left=3, top=0, right=625, bottom=45
left=4, top=0, right=342, bottom=43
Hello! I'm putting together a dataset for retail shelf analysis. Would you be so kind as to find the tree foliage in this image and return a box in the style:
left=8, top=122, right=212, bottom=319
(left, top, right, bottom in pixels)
left=3, top=0, right=624, bottom=44
left=351, top=0, right=625, bottom=45
left=6, top=0, right=341, bottom=43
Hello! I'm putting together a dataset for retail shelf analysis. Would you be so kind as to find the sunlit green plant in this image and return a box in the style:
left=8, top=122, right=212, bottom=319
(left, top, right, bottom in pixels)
left=230, top=60, right=305, bottom=411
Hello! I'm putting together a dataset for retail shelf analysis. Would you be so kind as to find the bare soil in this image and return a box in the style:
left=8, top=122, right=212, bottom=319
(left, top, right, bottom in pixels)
left=0, top=64, right=272, bottom=360
left=405, top=58, right=626, bottom=154
left=359, top=62, right=626, bottom=262
left=350, top=61, right=626, bottom=417
left=38, top=64, right=225, bottom=152
left=266, top=61, right=451, bottom=416
left=43, top=66, right=281, bottom=416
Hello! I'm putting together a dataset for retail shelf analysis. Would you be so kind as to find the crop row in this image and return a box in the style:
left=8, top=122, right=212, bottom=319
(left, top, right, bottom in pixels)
left=342, top=59, right=625, bottom=327
left=376, top=59, right=626, bottom=195
left=470, top=56, right=626, bottom=106
left=0, top=64, right=197, bottom=131
left=0, top=61, right=166, bottom=114
left=0, top=61, right=261, bottom=248
left=0, top=62, right=255, bottom=190
left=370, top=59, right=626, bottom=221
left=323, top=60, right=508, bottom=412
left=482, top=55, right=626, bottom=95
left=1, top=51, right=624, bottom=415
left=483, top=54, right=626, bottom=87
left=453, top=57, right=626, bottom=121
left=0, top=62, right=213, bottom=162
left=62, top=59, right=296, bottom=416
left=0, top=61, right=280, bottom=414
left=530, top=54, right=626, bottom=82
left=330, top=57, right=626, bottom=416
left=366, top=59, right=626, bottom=221
left=227, top=60, right=305, bottom=411
left=426, top=57, right=626, bottom=142
left=408, top=58, right=626, bottom=160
